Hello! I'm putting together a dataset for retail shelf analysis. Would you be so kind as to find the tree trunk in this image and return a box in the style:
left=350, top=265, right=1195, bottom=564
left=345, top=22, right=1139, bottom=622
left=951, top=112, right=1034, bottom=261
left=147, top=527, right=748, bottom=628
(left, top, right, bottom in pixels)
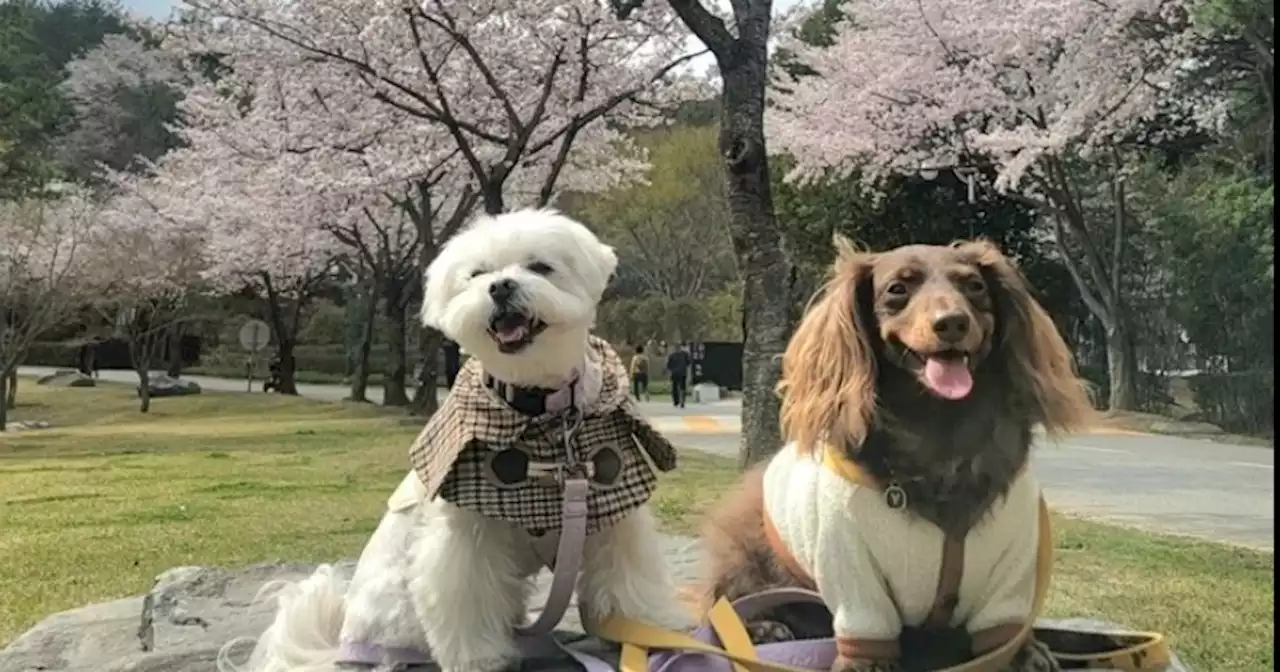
left=1105, top=318, right=1140, bottom=411
left=262, top=291, right=301, bottom=396
left=382, top=281, right=411, bottom=407
left=137, top=367, right=152, bottom=414
left=719, top=58, right=794, bottom=469
left=480, top=177, right=505, bottom=215
left=410, top=326, right=444, bottom=417
left=348, top=282, right=379, bottom=403
left=165, top=326, right=183, bottom=378
left=3, top=366, right=15, bottom=411
left=0, top=365, right=13, bottom=431
left=276, top=340, right=298, bottom=395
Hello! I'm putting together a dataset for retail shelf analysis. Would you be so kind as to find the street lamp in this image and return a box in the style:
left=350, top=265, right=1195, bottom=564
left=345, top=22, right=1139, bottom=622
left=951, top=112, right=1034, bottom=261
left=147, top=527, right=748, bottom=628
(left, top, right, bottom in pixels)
left=952, top=166, right=979, bottom=204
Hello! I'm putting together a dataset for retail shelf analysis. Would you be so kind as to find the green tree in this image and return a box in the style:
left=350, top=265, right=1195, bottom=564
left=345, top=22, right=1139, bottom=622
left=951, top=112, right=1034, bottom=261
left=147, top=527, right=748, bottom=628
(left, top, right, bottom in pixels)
left=0, top=3, right=67, bottom=198
left=774, top=161, right=1083, bottom=335
left=0, top=0, right=133, bottom=197
left=1184, top=0, right=1274, bottom=175
left=569, top=124, right=739, bottom=332
left=57, top=33, right=185, bottom=183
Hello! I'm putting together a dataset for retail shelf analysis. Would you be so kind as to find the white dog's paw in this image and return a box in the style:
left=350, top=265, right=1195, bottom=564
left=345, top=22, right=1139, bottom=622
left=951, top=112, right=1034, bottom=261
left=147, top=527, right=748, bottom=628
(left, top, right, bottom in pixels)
left=435, top=635, right=521, bottom=672
left=410, top=502, right=534, bottom=672
left=584, top=589, right=695, bottom=633
left=578, top=506, right=694, bottom=633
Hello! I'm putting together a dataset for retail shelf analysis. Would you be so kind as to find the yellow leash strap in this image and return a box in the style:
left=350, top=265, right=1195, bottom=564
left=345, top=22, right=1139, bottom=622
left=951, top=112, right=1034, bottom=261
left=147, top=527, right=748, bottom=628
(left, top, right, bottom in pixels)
left=1039, top=628, right=1173, bottom=671
left=599, top=599, right=813, bottom=672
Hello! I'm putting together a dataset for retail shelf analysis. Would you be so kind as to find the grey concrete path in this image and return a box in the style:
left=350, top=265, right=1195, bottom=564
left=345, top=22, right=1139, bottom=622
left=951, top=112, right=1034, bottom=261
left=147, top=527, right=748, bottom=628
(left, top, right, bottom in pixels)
left=18, top=366, right=1274, bottom=550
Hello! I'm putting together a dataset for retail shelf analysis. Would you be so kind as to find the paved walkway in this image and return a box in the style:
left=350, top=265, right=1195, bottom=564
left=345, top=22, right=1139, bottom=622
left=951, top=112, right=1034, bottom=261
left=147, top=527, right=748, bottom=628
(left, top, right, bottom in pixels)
left=17, top=366, right=1275, bottom=550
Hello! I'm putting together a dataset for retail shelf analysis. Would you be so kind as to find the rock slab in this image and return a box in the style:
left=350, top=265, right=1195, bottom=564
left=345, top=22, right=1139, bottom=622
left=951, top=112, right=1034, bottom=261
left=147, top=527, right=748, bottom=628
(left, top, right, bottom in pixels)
left=0, top=538, right=702, bottom=672
left=0, top=561, right=334, bottom=672
left=138, top=376, right=202, bottom=398
left=35, top=371, right=96, bottom=388
left=0, top=534, right=1191, bottom=672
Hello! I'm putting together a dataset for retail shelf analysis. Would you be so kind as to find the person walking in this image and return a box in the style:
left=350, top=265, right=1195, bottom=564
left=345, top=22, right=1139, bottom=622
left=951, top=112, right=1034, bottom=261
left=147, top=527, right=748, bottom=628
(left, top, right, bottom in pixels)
left=629, top=345, right=650, bottom=401
left=665, top=342, right=691, bottom=408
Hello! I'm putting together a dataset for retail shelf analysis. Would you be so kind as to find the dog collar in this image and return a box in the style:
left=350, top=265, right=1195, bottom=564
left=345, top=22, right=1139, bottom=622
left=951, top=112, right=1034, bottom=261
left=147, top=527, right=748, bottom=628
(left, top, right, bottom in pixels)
left=483, top=371, right=583, bottom=417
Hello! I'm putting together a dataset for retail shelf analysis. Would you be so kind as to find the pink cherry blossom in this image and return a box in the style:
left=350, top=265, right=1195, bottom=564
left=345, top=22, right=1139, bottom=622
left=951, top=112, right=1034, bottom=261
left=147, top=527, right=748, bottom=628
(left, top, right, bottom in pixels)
left=768, top=0, right=1192, bottom=195
left=1, top=190, right=107, bottom=350
left=166, top=0, right=708, bottom=213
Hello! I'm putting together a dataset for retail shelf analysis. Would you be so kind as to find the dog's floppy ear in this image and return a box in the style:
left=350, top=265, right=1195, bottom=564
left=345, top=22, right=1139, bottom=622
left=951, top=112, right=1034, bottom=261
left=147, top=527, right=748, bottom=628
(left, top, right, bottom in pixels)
left=588, top=242, right=619, bottom=300
left=956, top=239, right=1094, bottom=436
left=420, top=252, right=454, bottom=329
left=778, top=235, right=879, bottom=455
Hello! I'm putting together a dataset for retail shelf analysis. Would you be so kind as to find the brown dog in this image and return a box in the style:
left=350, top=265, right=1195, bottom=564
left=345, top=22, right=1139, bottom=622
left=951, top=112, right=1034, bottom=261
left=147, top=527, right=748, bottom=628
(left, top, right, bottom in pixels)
left=701, top=238, right=1093, bottom=672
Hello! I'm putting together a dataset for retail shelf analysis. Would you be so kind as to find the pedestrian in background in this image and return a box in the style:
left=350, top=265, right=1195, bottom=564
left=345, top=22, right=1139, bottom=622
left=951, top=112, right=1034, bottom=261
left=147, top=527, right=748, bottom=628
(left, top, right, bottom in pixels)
left=629, top=345, right=650, bottom=401
left=665, top=342, right=690, bottom=408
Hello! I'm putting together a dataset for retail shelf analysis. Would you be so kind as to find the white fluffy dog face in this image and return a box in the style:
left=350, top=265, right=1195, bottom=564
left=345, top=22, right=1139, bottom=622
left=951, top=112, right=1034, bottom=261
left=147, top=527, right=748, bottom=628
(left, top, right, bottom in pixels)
left=421, top=209, right=617, bottom=384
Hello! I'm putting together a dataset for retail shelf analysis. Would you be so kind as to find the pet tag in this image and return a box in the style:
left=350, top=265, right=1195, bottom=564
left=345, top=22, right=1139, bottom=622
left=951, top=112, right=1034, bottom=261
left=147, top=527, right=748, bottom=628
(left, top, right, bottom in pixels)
left=884, top=482, right=907, bottom=510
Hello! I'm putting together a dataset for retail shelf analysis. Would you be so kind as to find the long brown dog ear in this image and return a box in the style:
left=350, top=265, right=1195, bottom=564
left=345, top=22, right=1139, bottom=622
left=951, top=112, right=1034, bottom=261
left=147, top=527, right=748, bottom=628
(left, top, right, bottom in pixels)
left=957, top=240, right=1094, bottom=436
left=777, top=241, right=878, bottom=455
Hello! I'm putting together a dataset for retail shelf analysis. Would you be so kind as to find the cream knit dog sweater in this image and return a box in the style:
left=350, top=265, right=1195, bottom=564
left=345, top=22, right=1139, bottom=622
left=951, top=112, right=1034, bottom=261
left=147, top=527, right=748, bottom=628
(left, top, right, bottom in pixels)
left=762, top=443, right=1040, bottom=647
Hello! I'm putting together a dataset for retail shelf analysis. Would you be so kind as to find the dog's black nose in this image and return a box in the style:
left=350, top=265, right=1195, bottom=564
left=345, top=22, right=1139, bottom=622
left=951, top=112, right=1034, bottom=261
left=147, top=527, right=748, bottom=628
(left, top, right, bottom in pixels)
left=932, top=311, right=970, bottom=342
left=488, top=278, right=518, bottom=303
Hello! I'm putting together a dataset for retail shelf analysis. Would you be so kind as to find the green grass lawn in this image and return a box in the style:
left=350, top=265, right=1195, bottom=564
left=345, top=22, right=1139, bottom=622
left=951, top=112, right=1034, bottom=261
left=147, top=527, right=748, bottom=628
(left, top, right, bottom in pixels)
left=1, top=385, right=1272, bottom=669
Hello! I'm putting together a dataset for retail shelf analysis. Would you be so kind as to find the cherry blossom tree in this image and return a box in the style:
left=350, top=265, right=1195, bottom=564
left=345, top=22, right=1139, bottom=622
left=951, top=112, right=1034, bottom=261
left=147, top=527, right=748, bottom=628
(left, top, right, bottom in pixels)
left=168, top=0, right=704, bottom=215
left=0, top=189, right=104, bottom=429
left=770, top=0, right=1193, bottom=410
left=96, top=186, right=209, bottom=412
left=173, top=62, right=480, bottom=407
left=159, top=19, right=677, bottom=407
left=58, top=32, right=185, bottom=182
left=115, top=133, right=341, bottom=396
left=608, top=0, right=799, bottom=467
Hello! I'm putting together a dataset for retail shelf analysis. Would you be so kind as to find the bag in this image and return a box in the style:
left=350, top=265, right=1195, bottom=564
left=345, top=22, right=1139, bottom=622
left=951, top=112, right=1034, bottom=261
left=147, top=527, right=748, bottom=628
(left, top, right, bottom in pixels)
left=595, top=589, right=1174, bottom=672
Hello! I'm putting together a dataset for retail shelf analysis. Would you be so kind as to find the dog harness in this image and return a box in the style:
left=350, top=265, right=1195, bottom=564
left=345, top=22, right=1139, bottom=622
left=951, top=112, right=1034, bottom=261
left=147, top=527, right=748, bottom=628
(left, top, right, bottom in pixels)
left=409, top=335, right=677, bottom=536
left=337, top=336, right=678, bottom=669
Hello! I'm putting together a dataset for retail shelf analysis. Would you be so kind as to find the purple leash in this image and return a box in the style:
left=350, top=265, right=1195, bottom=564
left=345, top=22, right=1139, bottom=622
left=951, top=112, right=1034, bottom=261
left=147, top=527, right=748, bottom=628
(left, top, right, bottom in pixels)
left=337, top=474, right=611, bottom=671
left=646, top=589, right=838, bottom=672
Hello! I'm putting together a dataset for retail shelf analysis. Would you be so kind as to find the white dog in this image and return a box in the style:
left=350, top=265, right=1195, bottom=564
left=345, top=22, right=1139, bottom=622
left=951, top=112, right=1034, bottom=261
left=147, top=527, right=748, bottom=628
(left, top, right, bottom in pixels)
left=223, top=209, right=690, bottom=672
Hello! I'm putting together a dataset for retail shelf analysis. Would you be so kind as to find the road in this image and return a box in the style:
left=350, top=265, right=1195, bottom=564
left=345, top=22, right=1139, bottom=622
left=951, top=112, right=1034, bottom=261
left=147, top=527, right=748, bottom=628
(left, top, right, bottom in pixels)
left=18, top=366, right=1275, bottom=550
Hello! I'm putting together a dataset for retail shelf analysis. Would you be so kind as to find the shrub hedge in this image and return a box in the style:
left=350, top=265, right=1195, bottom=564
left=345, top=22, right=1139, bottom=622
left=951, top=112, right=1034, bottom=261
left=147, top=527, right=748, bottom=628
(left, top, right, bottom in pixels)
left=1187, top=371, right=1274, bottom=438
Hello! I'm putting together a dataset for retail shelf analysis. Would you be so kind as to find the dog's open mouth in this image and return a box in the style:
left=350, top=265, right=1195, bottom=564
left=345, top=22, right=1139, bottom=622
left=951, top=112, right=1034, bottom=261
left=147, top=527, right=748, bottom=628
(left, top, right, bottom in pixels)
left=908, top=349, right=974, bottom=400
left=488, top=311, right=547, bottom=353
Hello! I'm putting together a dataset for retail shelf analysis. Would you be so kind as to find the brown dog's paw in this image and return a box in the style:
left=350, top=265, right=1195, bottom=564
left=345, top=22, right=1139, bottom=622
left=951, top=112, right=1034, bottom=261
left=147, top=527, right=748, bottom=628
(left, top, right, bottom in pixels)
left=1002, top=637, right=1060, bottom=672
left=829, top=655, right=901, bottom=672
left=745, top=619, right=795, bottom=643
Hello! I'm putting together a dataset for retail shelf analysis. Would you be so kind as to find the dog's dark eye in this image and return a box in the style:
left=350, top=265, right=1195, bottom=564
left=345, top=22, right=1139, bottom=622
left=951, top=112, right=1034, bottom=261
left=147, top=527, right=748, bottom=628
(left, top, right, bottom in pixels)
left=527, top=261, right=554, bottom=276
left=886, top=282, right=908, bottom=296
left=469, top=269, right=486, bottom=279
left=964, top=278, right=987, bottom=293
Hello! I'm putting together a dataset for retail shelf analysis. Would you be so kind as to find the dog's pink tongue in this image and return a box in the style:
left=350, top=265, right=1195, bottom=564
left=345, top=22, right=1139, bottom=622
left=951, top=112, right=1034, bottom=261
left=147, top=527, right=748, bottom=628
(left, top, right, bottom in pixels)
left=923, top=357, right=973, bottom=400
left=495, top=324, right=528, bottom=344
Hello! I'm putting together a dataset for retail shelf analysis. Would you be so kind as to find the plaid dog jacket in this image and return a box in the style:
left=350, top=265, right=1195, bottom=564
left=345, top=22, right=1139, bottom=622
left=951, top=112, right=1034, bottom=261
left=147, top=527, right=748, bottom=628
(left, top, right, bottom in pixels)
left=409, top=336, right=678, bottom=535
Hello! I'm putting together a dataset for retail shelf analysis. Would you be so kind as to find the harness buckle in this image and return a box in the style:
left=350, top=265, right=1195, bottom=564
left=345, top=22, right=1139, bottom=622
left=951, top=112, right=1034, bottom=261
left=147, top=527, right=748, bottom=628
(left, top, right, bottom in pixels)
left=554, top=462, right=593, bottom=487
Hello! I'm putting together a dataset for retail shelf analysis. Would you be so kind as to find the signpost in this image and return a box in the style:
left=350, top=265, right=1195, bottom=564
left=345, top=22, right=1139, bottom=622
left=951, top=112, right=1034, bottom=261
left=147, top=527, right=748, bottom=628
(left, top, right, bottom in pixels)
left=238, top=319, right=272, bottom=392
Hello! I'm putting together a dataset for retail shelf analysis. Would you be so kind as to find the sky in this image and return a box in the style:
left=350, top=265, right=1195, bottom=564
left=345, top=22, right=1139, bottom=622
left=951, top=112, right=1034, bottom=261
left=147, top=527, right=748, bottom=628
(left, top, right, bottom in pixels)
left=121, top=0, right=177, bottom=19
left=119, top=0, right=808, bottom=75
left=121, top=0, right=808, bottom=23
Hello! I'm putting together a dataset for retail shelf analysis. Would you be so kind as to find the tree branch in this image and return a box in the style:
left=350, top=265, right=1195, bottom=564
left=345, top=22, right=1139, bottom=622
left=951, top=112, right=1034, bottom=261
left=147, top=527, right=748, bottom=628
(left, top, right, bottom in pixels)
left=665, top=0, right=735, bottom=60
